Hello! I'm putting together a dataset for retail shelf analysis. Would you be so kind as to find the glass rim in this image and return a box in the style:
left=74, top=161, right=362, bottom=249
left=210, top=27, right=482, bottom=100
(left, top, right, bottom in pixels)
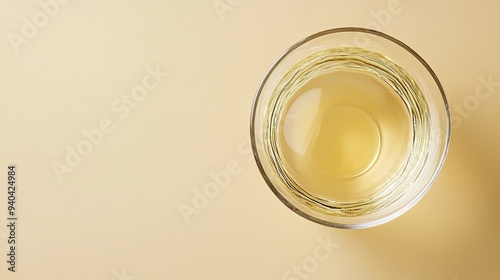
left=250, top=27, right=451, bottom=229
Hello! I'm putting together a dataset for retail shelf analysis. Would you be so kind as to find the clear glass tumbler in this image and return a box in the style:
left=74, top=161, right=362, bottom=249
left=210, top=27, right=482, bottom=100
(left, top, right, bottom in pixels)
left=250, top=27, right=450, bottom=229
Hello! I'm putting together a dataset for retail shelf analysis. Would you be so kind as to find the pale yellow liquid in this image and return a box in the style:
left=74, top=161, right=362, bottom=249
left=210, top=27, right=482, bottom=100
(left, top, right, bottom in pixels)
left=279, top=70, right=411, bottom=202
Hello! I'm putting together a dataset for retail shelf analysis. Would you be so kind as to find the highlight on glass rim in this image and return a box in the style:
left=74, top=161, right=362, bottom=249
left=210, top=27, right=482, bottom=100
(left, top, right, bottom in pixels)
left=250, top=27, right=451, bottom=229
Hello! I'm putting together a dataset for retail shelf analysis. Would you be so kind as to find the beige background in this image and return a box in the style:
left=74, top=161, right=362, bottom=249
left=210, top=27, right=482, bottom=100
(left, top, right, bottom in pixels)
left=1, top=0, right=499, bottom=279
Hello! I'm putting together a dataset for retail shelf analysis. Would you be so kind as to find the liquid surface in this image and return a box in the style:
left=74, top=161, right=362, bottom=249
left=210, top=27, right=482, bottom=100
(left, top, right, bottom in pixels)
left=279, top=70, right=411, bottom=202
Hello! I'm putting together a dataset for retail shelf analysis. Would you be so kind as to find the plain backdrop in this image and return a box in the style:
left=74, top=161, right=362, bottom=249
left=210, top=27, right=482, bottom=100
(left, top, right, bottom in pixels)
left=0, top=0, right=499, bottom=279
